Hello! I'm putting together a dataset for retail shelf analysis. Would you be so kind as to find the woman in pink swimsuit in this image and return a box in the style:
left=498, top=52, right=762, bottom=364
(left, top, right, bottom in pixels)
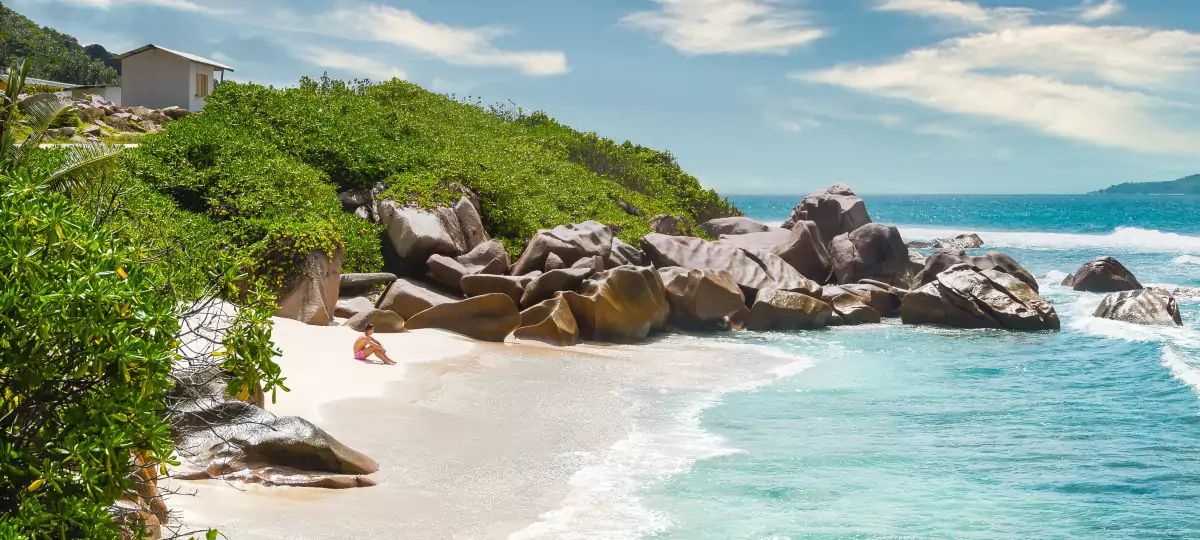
left=352, top=324, right=395, bottom=365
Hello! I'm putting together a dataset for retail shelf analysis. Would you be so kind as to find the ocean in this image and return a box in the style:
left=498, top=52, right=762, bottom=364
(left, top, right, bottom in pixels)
left=517, top=194, right=1200, bottom=539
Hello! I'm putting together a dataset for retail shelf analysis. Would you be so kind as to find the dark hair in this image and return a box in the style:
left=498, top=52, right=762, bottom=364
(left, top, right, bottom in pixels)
left=364, top=324, right=374, bottom=331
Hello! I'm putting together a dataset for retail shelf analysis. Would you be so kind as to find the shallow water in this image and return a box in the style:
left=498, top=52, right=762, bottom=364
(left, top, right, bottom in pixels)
left=519, top=194, right=1200, bottom=539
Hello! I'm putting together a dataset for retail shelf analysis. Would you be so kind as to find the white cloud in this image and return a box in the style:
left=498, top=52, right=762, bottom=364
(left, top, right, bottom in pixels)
left=1079, top=0, right=1123, bottom=21
left=55, top=0, right=222, bottom=14
left=913, top=122, right=970, bottom=139
left=324, top=5, right=567, bottom=76
left=623, top=0, right=825, bottom=55
left=294, top=46, right=406, bottom=81
left=799, top=5, right=1200, bottom=155
left=875, top=0, right=1032, bottom=29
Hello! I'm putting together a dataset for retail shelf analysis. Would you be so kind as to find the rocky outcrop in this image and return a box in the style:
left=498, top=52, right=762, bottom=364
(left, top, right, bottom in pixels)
left=907, top=233, right=984, bottom=250
left=781, top=185, right=871, bottom=241
left=377, top=196, right=487, bottom=275
left=170, top=366, right=377, bottom=489
left=544, top=253, right=565, bottom=271
left=640, top=233, right=774, bottom=292
left=1093, top=288, right=1182, bottom=326
left=608, top=238, right=647, bottom=267
left=658, top=267, right=746, bottom=330
left=461, top=273, right=536, bottom=307
left=345, top=309, right=405, bottom=333
left=455, top=239, right=511, bottom=274
left=404, top=293, right=520, bottom=342
left=745, top=289, right=833, bottom=331
left=521, top=267, right=592, bottom=307
left=334, top=296, right=375, bottom=319
left=511, top=221, right=616, bottom=276
left=839, top=281, right=904, bottom=317
left=514, top=295, right=581, bottom=346
left=914, top=251, right=1039, bottom=292
left=375, top=277, right=459, bottom=319
left=338, top=272, right=397, bottom=297
left=716, top=221, right=832, bottom=283
left=901, top=264, right=1060, bottom=330
left=276, top=250, right=342, bottom=326
left=1062, top=256, right=1143, bottom=293
left=561, top=266, right=669, bottom=342
left=650, top=214, right=684, bottom=235
left=829, top=224, right=911, bottom=287
left=701, top=216, right=771, bottom=236
left=820, top=286, right=882, bottom=326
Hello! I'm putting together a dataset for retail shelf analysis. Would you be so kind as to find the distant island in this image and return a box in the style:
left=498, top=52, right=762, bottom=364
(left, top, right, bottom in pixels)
left=1092, top=173, right=1200, bottom=194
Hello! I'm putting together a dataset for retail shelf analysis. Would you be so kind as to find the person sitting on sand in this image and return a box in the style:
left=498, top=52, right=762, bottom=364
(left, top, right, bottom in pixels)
left=353, top=324, right=395, bottom=365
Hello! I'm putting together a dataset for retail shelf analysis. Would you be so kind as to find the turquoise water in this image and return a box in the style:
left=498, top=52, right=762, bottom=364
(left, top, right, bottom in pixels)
left=645, top=195, right=1200, bottom=539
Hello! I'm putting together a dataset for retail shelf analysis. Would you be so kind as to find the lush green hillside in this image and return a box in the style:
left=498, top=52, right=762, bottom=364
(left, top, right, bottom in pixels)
left=123, top=76, right=737, bottom=284
left=0, top=5, right=118, bottom=85
left=1092, top=173, right=1200, bottom=195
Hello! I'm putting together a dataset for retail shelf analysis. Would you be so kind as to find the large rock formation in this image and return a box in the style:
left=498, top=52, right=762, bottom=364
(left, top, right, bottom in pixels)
left=658, top=267, right=746, bottom=330
left=781, top=185, right=871, bottom=241
left=276, top=250, right=342, bottom=326
left=839, top=281, right=904, bottom=317
left=404, top=293, right=520, bottom=342
left=608, top=238, right=647, bottom=267
left=455, top=238, right=511, bottom=275
left=717, top=221, right=833, bottom=283
left=345, top=309, right=405, bottom=333
left=640, top=233, right=775, bottom=292
left=901, top=264, right=1060, bottom=330
left=334, top=296, right=375, bottom=319
left=819, top=286, right=882, bottom=326
left=1062, top=256, right=1143, bottom=293
left=1093, top=287, right=1182, bottom=326
left=377, top=196, right=487, bottom=274
left=907, top=233, right=984, bottom=250
left=170, top=366, right=377, bottom=489
left=375, top=277, right=460, bottom=319
left=828, top=224, right=911, bottom=287
left=914, top=250, right=1039, bottom=292
left=561, top=266, right=669, bottom=342
left=520, top=267, right=592, bottom=307
left=514, top=295, right=581, bottom=346
left=650, top=214, right=684, bottom=235
left=745, top=289, right=833, bottom=331
left=511, top=221, right=615, bottom=276
left=338, top=272, right=397, bottom=297
left=701, top=216, right=771, bottom=236
left=461, top=273, right=537, bottom=307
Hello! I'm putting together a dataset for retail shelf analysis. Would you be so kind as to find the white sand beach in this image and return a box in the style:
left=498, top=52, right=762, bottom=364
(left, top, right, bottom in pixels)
left=168, top=318, right=807, bottom=539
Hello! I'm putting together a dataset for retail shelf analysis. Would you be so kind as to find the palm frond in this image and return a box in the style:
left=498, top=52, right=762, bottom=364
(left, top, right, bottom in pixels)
left=45, top=141, right=124, bottom=193
left=10, top=93, right=72, bottom=166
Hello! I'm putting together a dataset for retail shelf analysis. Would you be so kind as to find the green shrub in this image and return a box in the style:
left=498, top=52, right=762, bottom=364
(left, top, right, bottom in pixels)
left=0, top=171, right=177, bottom=537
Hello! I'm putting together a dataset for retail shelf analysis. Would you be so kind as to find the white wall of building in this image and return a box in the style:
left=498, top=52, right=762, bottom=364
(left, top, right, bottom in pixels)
left=121, top=48, right=191, bottom=110
left=70, top=86, right=122, bottom=105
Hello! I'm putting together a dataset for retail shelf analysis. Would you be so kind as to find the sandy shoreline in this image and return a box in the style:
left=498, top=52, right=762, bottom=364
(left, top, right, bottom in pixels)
left=168, top=318, right=806, bottom=539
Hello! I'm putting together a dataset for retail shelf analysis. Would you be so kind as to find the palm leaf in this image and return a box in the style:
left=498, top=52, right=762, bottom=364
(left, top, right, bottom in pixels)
left=9, top=93, right=72, bottom=166
left=45, top=141, right=124, bottom=193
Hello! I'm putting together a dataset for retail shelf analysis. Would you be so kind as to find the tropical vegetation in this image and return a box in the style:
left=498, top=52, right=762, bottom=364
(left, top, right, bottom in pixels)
left=0, top=5, right=119, bottom=85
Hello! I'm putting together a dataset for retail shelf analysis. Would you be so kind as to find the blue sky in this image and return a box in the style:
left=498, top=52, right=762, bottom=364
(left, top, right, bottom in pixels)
left=13, top=0, right=1200, bottom=194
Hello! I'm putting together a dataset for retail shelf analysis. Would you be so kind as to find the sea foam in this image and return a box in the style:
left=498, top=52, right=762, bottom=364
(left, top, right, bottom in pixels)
left=1174, top=255, right=1200, bottom=266
left=899, top=226, right=1200, bottom=253
left=1163, top=347, right=1200, bottom=398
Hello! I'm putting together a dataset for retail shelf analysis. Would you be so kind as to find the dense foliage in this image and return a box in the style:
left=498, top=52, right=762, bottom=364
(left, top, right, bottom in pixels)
left=0, top=171, right=177, bottom=538
left=0, top=5, right=118, bottom=85
left=128, top=76, right=738, bottom=259
left=1093, top=173, right=1200, bottom=195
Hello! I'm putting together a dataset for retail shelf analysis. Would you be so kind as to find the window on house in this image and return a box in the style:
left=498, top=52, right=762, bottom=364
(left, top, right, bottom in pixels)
left=195, top=73, right=210, bottom=97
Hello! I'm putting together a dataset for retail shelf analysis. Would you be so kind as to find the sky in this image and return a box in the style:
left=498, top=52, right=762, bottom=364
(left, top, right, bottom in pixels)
left=12, top=0, right=1200, bottom=194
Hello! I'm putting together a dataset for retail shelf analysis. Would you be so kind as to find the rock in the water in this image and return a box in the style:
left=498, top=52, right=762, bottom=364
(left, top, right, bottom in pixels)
left=511, top=221, right=615, bottom=276
left=1093, top=287, right=1182, bottom=326
left=829, top=224, right=911, bottom=287
left=901, top=264, right=1060, bottom=330
left=781, top=185, right=871, bottom=241
left=840, top=281, right=904, bottom=317
left=514, top=295, right=581, bottom=346
left=658, top=267, right=746, bottom=330
left=907, top=233, right=984, bottom=250
left=334, top=296, right=375, bottom=319
left=745, top=288, right=833, bottom=331
left=640, top=233, right=774, bottom=291
left=345, top=309, right=405, bottom=332
left=404, top=293, right=520, bottom=342
left=650, top=214, right=684, bottom=235
left=915, top=250, right=1039, bottom=292
left=170, top=366, right=377, bottom=489
left=1062, top=256, right=1143, bottom=293
left=276, top=250, right=342, bottom=326
left=820, top=286, right=882, bottom=326
left=608, top=237, right=647, bottom=267
left=561, top=266, right=669, bottom=342
left=461, top=273, right=536, bottom=307
left=375, top=277, right=460, bottom=319
left=521, top=267, right=592, bottom=308
left=338, top=272, right=397, bottom=297
left=700, top=216, right=771, bottom=236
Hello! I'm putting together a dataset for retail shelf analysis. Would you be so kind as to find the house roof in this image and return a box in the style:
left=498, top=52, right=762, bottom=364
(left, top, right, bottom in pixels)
left=117, top=44, right=234, bottom=72
left=0, top=74, right=75, bottom=89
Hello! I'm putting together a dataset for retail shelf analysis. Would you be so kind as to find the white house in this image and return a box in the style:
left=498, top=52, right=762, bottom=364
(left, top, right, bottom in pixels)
left=116, top=44, right=233, bottom=111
